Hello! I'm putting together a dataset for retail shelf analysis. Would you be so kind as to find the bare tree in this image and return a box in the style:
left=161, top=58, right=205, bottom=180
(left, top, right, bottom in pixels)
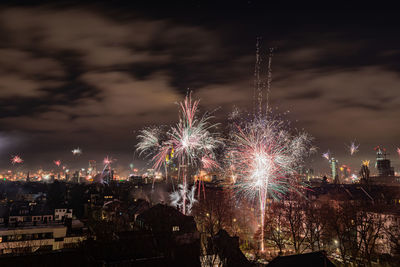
left=193, top=189, right=236, bottom=267
left=263, top=202, right=288, bottom=255
left=303, top=201, right=332, bottom=252
left=283, top=196, right=309, bottom=254
left=385, top=217, right=400, bottom=263
left=355, top=207, right=386, bottom=266
left=327, top=202, right=360, bottom=265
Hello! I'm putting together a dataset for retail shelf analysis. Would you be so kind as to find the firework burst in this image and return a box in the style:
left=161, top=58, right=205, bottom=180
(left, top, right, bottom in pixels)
left=72, top=147, right=82, bottom=156
left=397, top=147, right=400, bottom=158
left=54, top=160, right=61, bottom=167
left=227, top=116, right=313, bottom=251
left=229, top=118, right=313, bottom=200
left=11, top=155, right=23, bottom=165
left=103, top=156, right=115, bottom=165
left=136, top=93, right=222, bottom=214
left=168, top=93, right=222, bottom=168
left=347, top=141, right=359, bottom=156
left=322, top=150, right=330, bottom=160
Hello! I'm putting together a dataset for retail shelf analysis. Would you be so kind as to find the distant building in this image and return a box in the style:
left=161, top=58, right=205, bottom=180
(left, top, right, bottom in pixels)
left=129, top=174, right=143, bottom=184
left=101, top=168, right=113, bottom=184
left=299, top=168, right=314, bottom=181
left=54, top=208, right=73, bottom=222
left=71, top=171, right=79, bottom=183
left=340, top=165, right=350, bottom=180
left=375, top=147, right=395, bottom=176
left=329, top=158, right=339, bottom=183
left=8, top=203, right=53, bottom=226
left=88, top=160, right=97, bottom=176
left=0, top=224, right=85, bottom=255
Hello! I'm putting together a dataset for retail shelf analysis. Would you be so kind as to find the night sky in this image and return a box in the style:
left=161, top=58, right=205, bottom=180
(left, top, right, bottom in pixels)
left=1, top=1, right=400, bottom=174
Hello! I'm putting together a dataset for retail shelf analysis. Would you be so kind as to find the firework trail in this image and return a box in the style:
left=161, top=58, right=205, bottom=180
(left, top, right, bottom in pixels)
left=54, top=160, right=61, bottom=167
left=227, top=116, right=313, bottom=251
left=321, top=150, right=330, bottom=160
left=170, top=183, right=197, bottom=215
left=11, top=155, right=23, bottom=165
left=72, top=147, right=82, bottom=156
left=347, top=141, right=359, bottom=156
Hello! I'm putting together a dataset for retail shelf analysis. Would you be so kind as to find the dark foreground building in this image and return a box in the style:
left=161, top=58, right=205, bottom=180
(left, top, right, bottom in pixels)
left=267, top=251, right=336, bottom=267
left=136, top=203, right=201, bottom=267
left=0, top=204, right=201, bottom=266
left=212, top=229, right=253, bottom=267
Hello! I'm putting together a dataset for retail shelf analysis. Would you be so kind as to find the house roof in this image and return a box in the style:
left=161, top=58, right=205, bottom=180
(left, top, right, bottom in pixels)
left=267, top=251, right=336, bottom=267
left=0, top=205, right=9, bottom=218
left=136, top=204, right=196, bottom=233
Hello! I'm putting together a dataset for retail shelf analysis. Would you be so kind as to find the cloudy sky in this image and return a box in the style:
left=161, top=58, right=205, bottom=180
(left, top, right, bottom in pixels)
left=1, top=2, right=400, bottom=174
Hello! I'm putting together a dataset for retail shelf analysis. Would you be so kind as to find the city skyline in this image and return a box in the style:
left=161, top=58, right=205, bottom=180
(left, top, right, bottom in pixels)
left=1, top=2, right=400, bottom=174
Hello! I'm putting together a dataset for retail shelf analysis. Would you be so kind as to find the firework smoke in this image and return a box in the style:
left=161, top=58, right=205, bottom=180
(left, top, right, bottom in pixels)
left=170, top=183, right=197, bottom=215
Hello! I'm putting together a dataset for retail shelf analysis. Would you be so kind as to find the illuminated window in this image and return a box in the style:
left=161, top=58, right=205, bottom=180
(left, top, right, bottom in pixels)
left=172, top=226, right=179, bottom=232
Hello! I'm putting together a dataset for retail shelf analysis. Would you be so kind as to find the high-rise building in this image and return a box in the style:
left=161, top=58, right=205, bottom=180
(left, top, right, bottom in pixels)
left=340, top=165, right=350, bottom=179
left=375, top=146, right=394, bottom=176
left=102, top=168, right=114, bottom=184
left=72, top=171, right=79, bottom=183
left=329, top=158, right=339, bottom=183
left=88, top=160, right=97, bottom=176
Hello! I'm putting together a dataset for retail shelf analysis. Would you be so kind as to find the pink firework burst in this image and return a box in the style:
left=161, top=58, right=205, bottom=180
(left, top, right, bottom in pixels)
left=136, top=93, right=222, bottom=214
left=11, top=155, right=23, bottom=165
left=103, top=156, right=115, bottom=165
left=227, top=116, right=313, bottom=252
left=54, top=160, right=61, bottom=167
left=201, top=155, right=220, bottom=171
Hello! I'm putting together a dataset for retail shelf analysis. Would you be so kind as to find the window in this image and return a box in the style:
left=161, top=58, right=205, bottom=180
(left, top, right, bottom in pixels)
left=172, top=226, right=180, bottom=232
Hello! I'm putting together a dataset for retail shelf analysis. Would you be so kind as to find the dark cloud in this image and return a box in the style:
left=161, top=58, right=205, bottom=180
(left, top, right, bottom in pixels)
left=0, top=4, right=400, bottom=174
left=286, top=90, right=323, bottom=100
